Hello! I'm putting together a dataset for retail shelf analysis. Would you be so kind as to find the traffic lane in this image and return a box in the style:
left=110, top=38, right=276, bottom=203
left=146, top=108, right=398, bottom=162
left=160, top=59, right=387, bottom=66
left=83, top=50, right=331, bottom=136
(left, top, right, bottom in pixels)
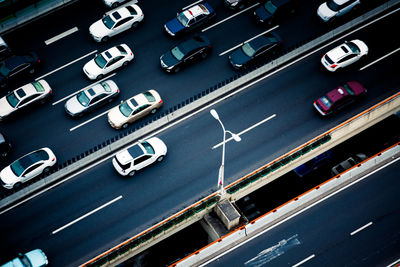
left=205, top=159, right=400, bottom=267
left=0, top=42, right=398, bottom=265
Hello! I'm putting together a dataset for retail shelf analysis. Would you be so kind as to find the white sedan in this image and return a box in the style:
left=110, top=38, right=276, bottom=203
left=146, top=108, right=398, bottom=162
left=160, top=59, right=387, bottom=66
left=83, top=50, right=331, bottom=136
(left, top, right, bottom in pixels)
left=89, top=3, right=144, bottom=42
left=103, top=0, right=134, bottom=8
left=0, top=147, right=57, bottom=189
left=112, top=137, right=167, bottom=176
left=317, top=0, right=360, bottom=22
left=83, top=44, right=134, bottom=80
left=0, top=80, right=52, bottom=121
left=321, top=39, right=368, bottom=72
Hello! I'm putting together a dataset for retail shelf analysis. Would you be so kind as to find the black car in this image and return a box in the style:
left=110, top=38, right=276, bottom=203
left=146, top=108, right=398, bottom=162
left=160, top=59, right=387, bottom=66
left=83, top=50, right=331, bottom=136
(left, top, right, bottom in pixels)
left=0, top=132, right=12, bottom=157
left=160, top=35, right=212, bottom=73
left=254, top=0, right=297, bottom=25
left=224, top=0, right=257, bottom=10
left=229, top=32, right=282, bottom=70
left=0, top=52, right=40, bottom=89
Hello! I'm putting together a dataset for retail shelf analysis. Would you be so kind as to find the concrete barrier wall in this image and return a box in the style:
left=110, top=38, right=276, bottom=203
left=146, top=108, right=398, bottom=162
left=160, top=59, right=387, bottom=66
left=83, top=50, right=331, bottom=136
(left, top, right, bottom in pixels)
left=175, top=142, right=400, bottom=266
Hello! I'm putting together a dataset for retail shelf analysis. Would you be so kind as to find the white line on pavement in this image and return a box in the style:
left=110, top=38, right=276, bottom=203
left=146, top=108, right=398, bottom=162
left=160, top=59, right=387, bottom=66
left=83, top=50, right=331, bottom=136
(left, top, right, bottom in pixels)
left=35, top=50, right=97, bottom=81
left=45, top=27, right=79, bottom=45
left=350, top=221, right=373, bottom=236
left=212, top=114, right=276, bottom=149
left=219, top=25, right=279, bottom=56
left=52, top=195, right=123, bottom=234
left=387, top=258, right=400, bottom=267
left=52, top=73, right=116, bottom=106
left=292, top=254, right=315, bottom=267
left=70, top=108, right=112, bottom=132
left=202, top=3, right=260, bottom=32
left=360, top=47, right=400, bottom=71
left=182, top=0, right=203, bottom=10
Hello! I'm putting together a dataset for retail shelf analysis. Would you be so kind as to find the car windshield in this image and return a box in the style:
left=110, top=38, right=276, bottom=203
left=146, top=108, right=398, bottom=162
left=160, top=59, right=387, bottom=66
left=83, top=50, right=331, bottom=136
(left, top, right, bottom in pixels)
left=264, top=1, right=278, bottom=14
left=141, top=141, right=155, bottom=154
left=0, top=62, right=10, bottom=76
left=177, top=12, right=189, bottom=26
left=346, top=42, right=360, bottom=54
left=143, top=91, right=155, bottom=102
left=94, top=54, right=107, bottom=68
left=171, top=46, right=185, bottom=61
left=321, top=96, right=332, bottom=108
left=327, top=0, right=341, bottom=11
left=101, top=81, right=112, bottom=92
left=343, top=84, right=354, bottom=95
left=77, top=91, right=90, bottom=107
left=119, top=101, right=133, bottom=117
left=102, top=15, right=115, bottom=29
left=242, top=43, right=256, bottom=57
left=32, top=81, right=45, bottom=92
left=6, top=91, right=20, bottom=108
left=18, top=254, right=32, bottom=267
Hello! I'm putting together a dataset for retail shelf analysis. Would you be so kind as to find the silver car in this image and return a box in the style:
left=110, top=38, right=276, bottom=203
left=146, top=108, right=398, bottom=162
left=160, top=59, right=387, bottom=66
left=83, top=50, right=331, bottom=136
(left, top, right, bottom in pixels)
left=65, top=80, right=119, bottom=117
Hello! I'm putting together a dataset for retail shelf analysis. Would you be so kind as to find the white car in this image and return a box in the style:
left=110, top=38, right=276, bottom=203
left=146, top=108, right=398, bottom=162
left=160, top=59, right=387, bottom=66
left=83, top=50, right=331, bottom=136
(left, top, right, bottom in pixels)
left=89, top=4, right=144, bottom=42
left=0, top=147, right=57, bottom=189
left=103, top=0, right=134, bottom=8
left=321, top=39, right=368, bottom=72
left=317, top=0, right=360, bottom=22
left=112, top=137, right=167, bottom=176
left=1, top=249, right=48, bottom=267
left=0, top=80, right=52, bottom=121
left=83, top=44, right=133, bottom=80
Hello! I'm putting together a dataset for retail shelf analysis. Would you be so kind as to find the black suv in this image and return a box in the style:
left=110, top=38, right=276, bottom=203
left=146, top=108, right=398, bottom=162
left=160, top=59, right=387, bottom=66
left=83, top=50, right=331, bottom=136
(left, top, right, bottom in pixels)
left=254, top=0, right=297, bottom=25
left=224, top=0, right=257, bottom=10
left=0, top=132, right=11, bottom=157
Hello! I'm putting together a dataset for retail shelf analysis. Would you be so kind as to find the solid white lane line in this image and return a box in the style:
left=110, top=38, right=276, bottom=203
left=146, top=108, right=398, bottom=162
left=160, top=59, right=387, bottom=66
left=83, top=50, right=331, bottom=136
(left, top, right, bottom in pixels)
left=212, top=114, right=276, bottom=149
left=350, top=221, right=373, bottom=236
left=70, top=108, right=112, bottom=132
left=45, top=27, right=79, bottom=45
left=52, top=73, right=116, bottom=105
left=52, top=195, right=122, bottom=234
left=202, top=3, right=260, bottom=32
left=387, top=258, right=400, bottom=267
left=182, top=0, right=203, bottom=10
left=35, top=50, right=97, bottom=81
left=219, top=25, right=279, bottom=56
left=199, top=157, right=400, bottom=266
left=360, top=47, right=400, bottom=71
left=292, top=254, right=315, bottom=267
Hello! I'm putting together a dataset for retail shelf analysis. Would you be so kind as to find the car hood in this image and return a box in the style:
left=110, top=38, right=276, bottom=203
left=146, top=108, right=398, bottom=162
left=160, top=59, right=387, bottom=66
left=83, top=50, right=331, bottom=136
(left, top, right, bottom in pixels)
left=317, top=2, right=336, bottom=19
left=230, top=48, right=251, bottom=66
left=165, top=18, right=185, bottom=35
left=65, top=95, right=86, bottom=115
left=108, top=105, right=128, bottom=126
left=254, top=5, right=272, bottom=21
left=0, top=166, right=19, bottom=185
left=161, top=50, right=179, bottom=68
left=84, top=59, right=101, bottom=76
left=89, top=20, right=109, bottom=37
left=351, top=39, right=368, bottom=54
left=0, top=96, right=14, bottom=117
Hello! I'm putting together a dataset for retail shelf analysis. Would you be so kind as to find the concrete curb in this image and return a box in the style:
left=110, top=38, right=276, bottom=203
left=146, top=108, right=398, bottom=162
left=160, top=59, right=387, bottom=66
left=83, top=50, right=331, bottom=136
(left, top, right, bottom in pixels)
left=1, top=0, right=398, bottom=212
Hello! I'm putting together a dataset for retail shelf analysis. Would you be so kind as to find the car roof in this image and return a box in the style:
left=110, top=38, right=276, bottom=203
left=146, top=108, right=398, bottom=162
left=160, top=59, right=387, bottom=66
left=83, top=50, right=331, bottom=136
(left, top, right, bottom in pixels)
left=127, top=143, right=145, bottom=159
left=179, top=36, right=208, bottom=53
left=327, top=44, right=351, bottom=61
left=86, top=83, right=107, bottom=98
left=14, top=83, right=37, bottom=99
left=4, top=55, right=26, bottom=70
left=327, top=86, right=349, bottom=103
left=102, top=46, right=123, bottom=60
left=248, top=35, right=276, bottom=50
left=332, top=0, right=351, bottom=5
left=17, top=149, right=49, bottom=169
left=112, top=5, right=137, bottom=19
left=185, top=4, right=210, bottom=18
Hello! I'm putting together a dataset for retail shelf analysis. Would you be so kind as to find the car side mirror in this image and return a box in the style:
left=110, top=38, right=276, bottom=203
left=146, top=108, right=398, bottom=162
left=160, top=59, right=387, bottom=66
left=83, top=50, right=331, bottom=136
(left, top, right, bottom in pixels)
left=120, top=100, right=124, bottom=104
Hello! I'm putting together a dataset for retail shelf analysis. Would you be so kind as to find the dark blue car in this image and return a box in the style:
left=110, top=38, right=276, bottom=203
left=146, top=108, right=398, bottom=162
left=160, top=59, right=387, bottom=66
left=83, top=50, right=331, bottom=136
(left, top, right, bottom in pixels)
left=164, top=2, right=216, bottom=37
left=294, top=150, right=333, bottom=177
left=254, top=0, right=297, bottom=25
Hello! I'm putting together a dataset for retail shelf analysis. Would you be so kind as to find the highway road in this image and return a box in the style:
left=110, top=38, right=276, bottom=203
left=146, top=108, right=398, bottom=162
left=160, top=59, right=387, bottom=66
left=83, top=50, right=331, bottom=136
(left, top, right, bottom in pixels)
left=205, top=158, right=400, bottom=267
left=0, top=0, right=399, bottom=265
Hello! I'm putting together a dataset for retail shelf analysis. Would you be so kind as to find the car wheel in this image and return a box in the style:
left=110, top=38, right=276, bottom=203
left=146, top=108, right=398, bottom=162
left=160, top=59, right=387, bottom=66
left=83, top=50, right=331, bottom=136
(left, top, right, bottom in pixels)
left=14, top=182, right=22, bottom=189
left=151, top=108, right=157, bottom=114
left=101, top=36, right=109, bottom=42
left=201, top=52, right=208, bottom=59
left=44, top=167, right=51, bottom=173
left=174, top=66, right=180, bottom=73
left=123, top=61, right=129, bottom=67
left=112, top=2, right=119, bottom=8
left=157, top=155, right=164, bottom=162
left=132, top=22, right=139, bottom=29
left=129, top=170, right=135, bottom=176
left=122, top=123, right=129, bottom=129
left=97, top=74, right=104, bottom=80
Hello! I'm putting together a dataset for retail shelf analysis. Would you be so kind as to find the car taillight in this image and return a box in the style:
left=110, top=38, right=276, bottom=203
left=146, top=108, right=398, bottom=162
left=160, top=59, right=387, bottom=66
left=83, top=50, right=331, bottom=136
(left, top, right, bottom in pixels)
left=331, top=64, right=337, bottom=68
left=52, top=158, right=55, bottom=161
left=49, top=90, right=52, bottom=94
left=130, top=53, right=133, bottom=56
left=116, top=89, right=119, bottom=93
left=159, top=100, right=163, bottom=104
left=37, top=59, right=40, bottom=63
left=209, top=45, right=212, bottom=48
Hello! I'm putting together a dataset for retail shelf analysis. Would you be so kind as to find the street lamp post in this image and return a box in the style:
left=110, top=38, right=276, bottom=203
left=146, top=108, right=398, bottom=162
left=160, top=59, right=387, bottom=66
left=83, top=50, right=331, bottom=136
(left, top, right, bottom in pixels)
left=210, top=109, right=241, bottom=198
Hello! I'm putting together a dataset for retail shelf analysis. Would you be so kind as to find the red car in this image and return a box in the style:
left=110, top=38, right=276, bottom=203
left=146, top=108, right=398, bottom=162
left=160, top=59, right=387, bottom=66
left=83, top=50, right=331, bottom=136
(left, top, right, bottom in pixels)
left=313, top=81, right=366, bottom=116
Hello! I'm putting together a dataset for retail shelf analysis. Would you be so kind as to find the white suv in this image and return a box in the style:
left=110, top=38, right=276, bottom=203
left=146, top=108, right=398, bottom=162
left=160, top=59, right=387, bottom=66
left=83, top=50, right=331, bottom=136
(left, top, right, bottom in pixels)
left=317, top=0, right=360, bottom=22
left=112, top=137, right=167, bottom=176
